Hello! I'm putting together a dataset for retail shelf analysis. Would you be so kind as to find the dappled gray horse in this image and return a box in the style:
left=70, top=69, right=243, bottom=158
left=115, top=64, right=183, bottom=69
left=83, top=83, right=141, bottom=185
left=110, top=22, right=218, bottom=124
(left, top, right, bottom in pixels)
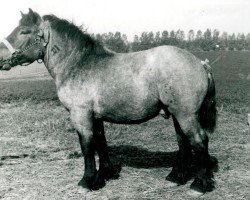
left=0, top=9, right=217, bottom=195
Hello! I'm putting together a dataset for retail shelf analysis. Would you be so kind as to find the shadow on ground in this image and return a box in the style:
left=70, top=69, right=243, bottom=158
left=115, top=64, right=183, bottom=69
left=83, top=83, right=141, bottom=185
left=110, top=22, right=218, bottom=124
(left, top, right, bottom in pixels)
left=108, top=145, right=177, bottom=169
left=69, top=144, right=218, bottom=170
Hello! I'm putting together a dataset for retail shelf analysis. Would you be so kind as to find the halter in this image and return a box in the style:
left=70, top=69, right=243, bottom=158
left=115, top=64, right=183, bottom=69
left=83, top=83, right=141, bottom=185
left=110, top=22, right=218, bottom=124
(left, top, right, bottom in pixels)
left=0, top=26, right=49, bottom=67
left=1, top=39, right=16, bottom=54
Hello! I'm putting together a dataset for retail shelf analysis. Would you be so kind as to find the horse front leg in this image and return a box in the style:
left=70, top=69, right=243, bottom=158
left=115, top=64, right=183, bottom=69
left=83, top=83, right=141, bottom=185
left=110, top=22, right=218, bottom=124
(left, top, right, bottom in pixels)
left=93, top=120, right=120, bottom=181
left=70, top=109, right=105, bottom=190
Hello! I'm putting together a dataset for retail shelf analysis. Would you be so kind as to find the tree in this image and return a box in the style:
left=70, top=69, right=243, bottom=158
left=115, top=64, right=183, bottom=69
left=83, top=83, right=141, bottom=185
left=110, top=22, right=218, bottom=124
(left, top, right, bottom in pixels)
left=176, top=29, right=185, bottom=48
left=246, top=33, right=250, bottom=42
left=202, top=29, right=213, bottom=51
left=236, top=33, right=246, bottom=50
left=140, top=32, right=149, bottom=50
left=122, top=34, right=129, bottom=45
left=186, top=30, right=195, bottom=50
left=169, top=30, right=177, bottom=45
left=139, top=31, right=155, bottom=50
left=161, top=30, right=169, bottom=45
left=101, top=33, right=109, bottom=42
left=176, top=29, right=185, bottom=41
left=196, top=30, right=203, bottom=40
left=96, top=32, right=129, bottom=52
left=188, top=30, right=195, bottom=41
left=212, top=29, right=220, bottom=50
left=228, top=33, right=236, bottom=50
left=155, top=31, right=161, bottom=46
left=220, top=32, right=228, bottom=50
left=95, top=33, right=103, bottom=44
left=204, top=29, right=212, bottom=40
left=246, top=33, right=250, bottom=50
left=194, top=30, right=203, bottom=50
left=148, top=31, right=155, bottom=45
left=131, top=34, right=140, bottom=51
left=112, top=32, right=129, bottom=52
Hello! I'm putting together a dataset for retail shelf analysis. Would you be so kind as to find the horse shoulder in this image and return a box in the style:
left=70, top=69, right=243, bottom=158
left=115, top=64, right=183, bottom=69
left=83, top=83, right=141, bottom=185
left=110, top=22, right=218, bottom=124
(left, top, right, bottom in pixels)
left=57, top=80, right=96, bottom=112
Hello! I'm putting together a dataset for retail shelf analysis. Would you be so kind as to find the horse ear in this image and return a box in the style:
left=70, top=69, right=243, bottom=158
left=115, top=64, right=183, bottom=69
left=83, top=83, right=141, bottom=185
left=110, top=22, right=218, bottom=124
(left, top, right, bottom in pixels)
left=28, top=8, right=34, bottom=14
left=19, top=8, right=41, bottom=26
left=29, top=8, right=42, bottom=25
left=20, top=11, right=25, bottom=17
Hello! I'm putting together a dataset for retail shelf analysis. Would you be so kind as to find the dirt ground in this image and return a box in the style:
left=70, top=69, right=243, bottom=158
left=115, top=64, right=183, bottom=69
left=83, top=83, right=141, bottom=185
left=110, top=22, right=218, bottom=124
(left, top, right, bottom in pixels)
left=0, top=101, right=249, bottom=200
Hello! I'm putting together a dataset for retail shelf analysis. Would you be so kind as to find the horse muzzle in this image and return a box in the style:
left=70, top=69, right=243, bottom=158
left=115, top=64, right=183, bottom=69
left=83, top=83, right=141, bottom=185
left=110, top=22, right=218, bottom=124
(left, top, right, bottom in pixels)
left=0, top=39, right=14, bottom=70
left=0, top=56, right=13, bottom=71
left=0, top=60, right=12, bottom=70
left=0, top=53, right=13, bottom=71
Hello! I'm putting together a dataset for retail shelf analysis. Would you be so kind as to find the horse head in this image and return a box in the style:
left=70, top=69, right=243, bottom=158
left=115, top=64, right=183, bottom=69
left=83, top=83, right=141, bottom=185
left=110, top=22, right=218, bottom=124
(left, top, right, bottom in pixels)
left=0, top=8, right=48, bottom=70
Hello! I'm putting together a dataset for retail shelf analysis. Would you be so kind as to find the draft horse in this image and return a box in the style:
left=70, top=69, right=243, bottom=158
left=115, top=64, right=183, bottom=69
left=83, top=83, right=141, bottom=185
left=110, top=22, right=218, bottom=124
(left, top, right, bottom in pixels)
left=0, top=9, right=217, bottom=195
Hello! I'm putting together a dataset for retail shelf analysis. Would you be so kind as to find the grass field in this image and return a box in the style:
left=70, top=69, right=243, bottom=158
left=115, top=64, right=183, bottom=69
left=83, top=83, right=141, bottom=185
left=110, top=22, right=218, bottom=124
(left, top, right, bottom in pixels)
left=0, top=51, right=249, bottom=199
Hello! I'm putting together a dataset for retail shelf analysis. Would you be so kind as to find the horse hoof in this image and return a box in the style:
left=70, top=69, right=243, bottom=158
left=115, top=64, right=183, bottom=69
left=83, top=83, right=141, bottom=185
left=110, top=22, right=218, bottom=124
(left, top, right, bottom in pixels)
left=165, top=180, right=178, bottom=188
left=187, top=189, right=204, bottom=197
left=76, top=187, right=89, bottom=194
left=166, top=170, right=190, bottom=185
left=78, top=178, right=89, bottom=189
left=100, top=165, right=121, bottom=181
left=78, top=173, right=106, bottom=190
left=190, top=176, right=215, bottom=194
left=91, top=173, right=106, bottom=190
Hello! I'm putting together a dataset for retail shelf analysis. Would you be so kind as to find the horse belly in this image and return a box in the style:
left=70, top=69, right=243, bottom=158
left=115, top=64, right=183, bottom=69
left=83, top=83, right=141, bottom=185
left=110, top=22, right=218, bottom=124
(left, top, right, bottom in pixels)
left=95, top=91, right=161, bottom=123
left=98, top=103, right=160, bottom=123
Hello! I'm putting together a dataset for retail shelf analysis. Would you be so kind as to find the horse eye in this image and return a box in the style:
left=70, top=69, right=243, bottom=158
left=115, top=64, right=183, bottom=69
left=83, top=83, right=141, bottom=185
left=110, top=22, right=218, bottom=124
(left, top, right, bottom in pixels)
left=20, top=29, right=32, bottom=35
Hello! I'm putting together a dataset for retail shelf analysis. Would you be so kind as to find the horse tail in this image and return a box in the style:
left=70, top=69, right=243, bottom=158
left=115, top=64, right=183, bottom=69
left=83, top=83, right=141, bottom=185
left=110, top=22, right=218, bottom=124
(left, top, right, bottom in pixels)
left=198, top=66, right=217, bottom=133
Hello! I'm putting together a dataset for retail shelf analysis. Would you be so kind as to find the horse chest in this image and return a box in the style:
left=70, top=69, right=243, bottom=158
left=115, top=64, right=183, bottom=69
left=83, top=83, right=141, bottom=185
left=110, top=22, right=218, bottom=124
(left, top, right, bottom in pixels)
left=57, top=84, right=93, bottom=110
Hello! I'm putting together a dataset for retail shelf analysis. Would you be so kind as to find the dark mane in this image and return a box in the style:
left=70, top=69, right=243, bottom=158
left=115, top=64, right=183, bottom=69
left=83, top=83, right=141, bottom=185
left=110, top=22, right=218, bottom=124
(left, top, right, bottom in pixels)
left=42, top=15, right=114, bottom=58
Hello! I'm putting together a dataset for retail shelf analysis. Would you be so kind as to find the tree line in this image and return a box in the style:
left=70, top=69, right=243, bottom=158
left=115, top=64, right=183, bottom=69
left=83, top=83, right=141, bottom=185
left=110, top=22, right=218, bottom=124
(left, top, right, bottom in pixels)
left=91, top=29, right=250, bottom=53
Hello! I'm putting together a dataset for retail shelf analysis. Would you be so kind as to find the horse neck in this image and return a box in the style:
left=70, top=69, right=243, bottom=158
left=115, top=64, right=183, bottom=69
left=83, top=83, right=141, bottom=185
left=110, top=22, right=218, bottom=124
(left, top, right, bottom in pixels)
left=43, top=28, right=112, bottom=87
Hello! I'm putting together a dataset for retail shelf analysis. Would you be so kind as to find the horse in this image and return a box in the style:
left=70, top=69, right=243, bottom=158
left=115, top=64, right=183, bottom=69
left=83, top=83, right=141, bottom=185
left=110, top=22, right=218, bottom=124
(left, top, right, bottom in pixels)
left=0, top=9, right=217, bottom=195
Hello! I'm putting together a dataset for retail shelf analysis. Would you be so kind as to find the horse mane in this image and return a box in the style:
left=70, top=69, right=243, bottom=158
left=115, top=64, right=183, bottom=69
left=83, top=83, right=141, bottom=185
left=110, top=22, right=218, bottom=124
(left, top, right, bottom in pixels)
left=41, top=15, right=114, bottom=58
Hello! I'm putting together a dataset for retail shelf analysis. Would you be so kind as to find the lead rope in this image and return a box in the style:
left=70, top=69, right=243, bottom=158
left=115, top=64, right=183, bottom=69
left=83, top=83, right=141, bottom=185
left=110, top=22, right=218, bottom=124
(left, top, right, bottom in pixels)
left=210, top=51, right=225, bottom=65
left=201, top=50, right=225, bottom=72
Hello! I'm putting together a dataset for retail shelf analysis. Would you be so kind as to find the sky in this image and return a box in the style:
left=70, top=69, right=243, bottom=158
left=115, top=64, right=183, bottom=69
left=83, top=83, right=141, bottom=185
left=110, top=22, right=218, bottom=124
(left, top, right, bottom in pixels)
left=0, top=0, right=249, bottom=41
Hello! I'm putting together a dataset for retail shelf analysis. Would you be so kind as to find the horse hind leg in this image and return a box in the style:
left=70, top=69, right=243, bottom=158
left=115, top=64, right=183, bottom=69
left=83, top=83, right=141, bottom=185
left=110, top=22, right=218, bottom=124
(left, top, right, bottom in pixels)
left=171, top=114, right=215, bottom=195
left=166, top=116, right=193, bottom=185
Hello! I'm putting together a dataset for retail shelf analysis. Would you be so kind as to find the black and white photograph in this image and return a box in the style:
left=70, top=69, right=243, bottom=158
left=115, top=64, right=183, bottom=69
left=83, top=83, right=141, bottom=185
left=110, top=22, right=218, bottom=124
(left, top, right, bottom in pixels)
left=0, top=0, right=249, bottom=199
